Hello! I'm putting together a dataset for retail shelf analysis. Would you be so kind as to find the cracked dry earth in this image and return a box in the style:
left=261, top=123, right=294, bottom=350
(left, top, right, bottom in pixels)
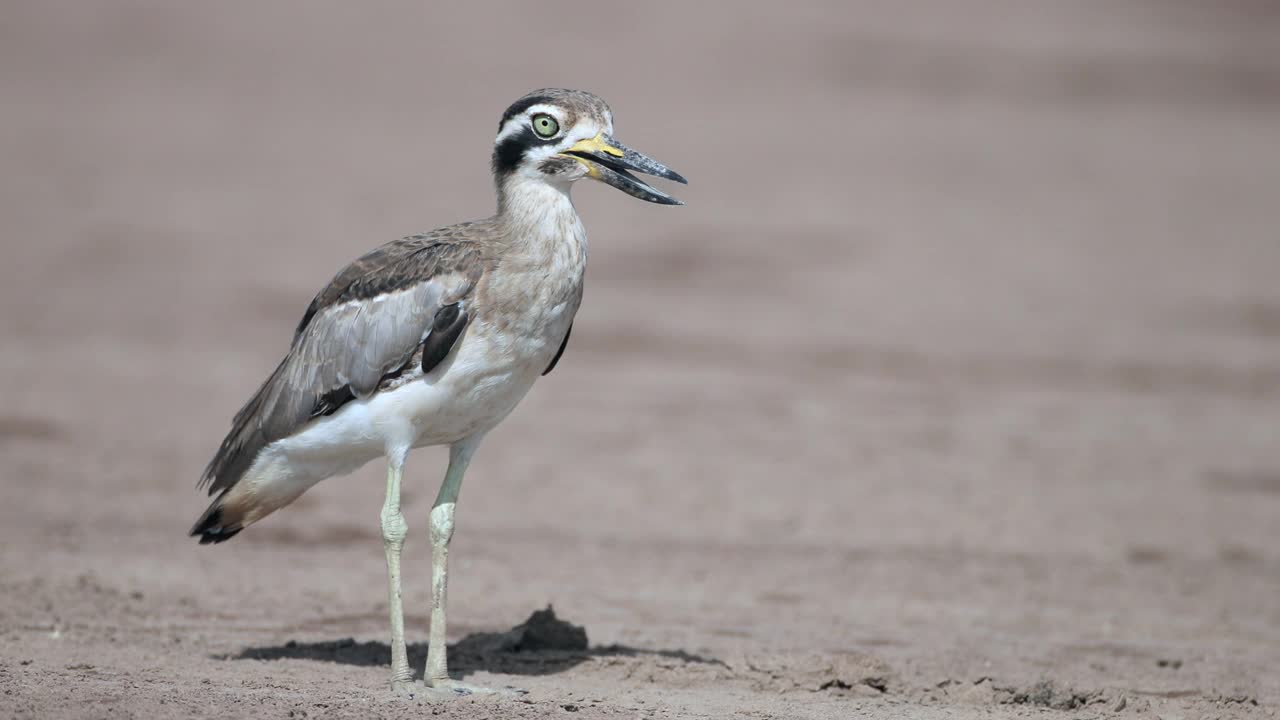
left=3, top=1, right=1280, bottom=719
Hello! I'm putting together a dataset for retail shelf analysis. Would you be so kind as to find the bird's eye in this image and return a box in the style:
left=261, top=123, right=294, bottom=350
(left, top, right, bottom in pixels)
left=531, top=114, right=559, bottom=138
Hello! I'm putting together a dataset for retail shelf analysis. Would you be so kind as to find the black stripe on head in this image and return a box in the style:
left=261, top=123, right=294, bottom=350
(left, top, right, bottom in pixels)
left=498, top=94, right=555, bottom=130
left=492, top=124, right=539, bottom=176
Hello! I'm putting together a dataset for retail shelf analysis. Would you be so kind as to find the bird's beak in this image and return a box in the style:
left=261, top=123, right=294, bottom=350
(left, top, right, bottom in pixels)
left=561, top=133, right=687, bottom=205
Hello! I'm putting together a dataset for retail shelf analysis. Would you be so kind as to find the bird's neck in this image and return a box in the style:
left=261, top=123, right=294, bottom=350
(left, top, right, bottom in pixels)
left=494, top=174, right=587, bottom=258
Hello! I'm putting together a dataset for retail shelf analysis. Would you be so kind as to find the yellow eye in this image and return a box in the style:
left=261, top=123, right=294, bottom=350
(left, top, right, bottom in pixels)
left=531, top=114, right=559, bottom=138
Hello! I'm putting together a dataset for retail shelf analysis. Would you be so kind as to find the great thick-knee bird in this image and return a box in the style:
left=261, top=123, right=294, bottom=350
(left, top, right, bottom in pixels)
left=190, top=89, right=685, bottom=695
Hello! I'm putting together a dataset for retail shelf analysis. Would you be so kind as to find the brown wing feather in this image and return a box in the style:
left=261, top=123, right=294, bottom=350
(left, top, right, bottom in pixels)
left=199, top=228, right=486, bottom=496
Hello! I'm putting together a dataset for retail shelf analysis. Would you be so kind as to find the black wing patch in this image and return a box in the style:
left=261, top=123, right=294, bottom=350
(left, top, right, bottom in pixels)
left=422, top=302, right=469, bottom=374
left=312, top=385, right=356, bottom=418
left=543, top=323, right=572, bottom=376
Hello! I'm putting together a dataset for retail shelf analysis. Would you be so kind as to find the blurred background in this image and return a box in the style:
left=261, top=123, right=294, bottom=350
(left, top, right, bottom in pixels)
left=2, top=2, right=1278, bottom=718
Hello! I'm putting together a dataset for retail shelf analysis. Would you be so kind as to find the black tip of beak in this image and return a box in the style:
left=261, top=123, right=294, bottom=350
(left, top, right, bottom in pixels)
left=615, top=142, right=687, bottom=186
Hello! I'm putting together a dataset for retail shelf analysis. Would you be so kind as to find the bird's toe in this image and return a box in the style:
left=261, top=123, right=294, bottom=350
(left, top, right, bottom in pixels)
left=423, top=679, right=526, bottom=700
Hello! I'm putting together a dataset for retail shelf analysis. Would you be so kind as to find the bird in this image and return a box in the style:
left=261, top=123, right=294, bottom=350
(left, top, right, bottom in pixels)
left=189, top=88, right=685, bottom=696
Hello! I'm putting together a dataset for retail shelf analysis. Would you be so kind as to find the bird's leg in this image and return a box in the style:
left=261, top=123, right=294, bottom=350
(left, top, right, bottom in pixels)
left=380, top=453, right=413, bottom=692
left=424, top=434, right=483, bottom=688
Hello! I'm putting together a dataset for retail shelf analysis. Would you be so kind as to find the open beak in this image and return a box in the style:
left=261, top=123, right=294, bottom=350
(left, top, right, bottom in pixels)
left=561, top=133, right=687, bottom=205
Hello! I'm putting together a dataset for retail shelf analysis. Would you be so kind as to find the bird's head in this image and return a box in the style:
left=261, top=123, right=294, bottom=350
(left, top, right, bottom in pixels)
left=492, top=88, right=686, bottom=206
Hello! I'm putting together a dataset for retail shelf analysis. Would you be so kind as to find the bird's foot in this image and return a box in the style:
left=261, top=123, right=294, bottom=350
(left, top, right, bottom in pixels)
left=386, top=676, right=417, bottom=696
left=388, top=677, right=523, bottom=701
left=420, top=678, right=526, bottom=700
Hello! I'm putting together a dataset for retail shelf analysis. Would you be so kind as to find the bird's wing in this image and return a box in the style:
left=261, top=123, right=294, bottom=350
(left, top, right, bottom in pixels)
left=200, top=231, right=484, bottom=496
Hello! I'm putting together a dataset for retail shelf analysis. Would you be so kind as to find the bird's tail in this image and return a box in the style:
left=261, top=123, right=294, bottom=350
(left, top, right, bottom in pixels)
left=190, top=493, right=244, bottom=544
left=190, top=451, right=314, bottom=545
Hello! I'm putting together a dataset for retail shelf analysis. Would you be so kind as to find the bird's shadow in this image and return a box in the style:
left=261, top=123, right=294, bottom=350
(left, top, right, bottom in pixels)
left=224, top=606, right=725, bottom=679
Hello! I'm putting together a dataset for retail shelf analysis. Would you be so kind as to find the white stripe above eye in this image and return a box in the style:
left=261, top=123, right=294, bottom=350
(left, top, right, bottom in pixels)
left=494, top=104, right=564, bottom=144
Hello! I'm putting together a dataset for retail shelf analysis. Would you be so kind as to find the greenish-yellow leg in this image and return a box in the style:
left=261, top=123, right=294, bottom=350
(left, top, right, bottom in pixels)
left=425, top=435, right=483, bottom=686
left=380, top=456, right=412, bottom=691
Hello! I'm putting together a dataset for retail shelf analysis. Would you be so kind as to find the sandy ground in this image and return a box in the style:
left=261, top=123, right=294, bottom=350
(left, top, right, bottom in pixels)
left=2, top=2, right=1279, bottom=718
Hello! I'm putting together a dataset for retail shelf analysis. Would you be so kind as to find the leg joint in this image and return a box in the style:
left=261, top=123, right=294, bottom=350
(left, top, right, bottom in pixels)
left=429, top=503, right=455, bottom=546
left=380, top=508, right=408, bottom=546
